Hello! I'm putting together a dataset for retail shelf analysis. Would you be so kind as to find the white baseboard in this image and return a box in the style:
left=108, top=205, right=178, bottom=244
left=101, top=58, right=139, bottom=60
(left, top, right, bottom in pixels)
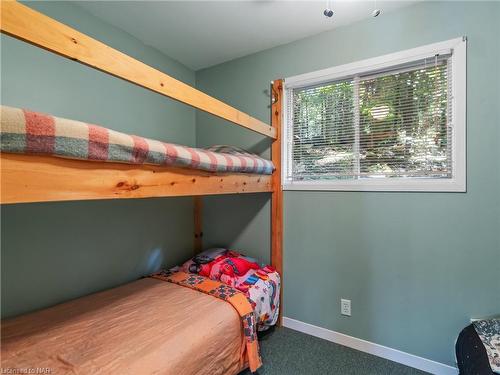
left=283, top=317, right=458, bottom=375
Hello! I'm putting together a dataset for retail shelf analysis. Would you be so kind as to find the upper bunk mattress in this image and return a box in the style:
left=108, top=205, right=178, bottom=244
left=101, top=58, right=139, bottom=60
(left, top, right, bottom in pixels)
left=0, top=106, right=274, bottom=175
left=1, top=278, right=246, bottom=375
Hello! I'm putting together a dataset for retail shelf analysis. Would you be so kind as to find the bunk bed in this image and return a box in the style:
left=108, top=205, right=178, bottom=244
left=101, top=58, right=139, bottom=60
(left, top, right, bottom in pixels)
left=0, top=2, right=283, bottom=374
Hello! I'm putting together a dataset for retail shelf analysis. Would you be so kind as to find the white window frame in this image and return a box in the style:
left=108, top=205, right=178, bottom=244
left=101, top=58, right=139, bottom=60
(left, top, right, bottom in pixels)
left=282, top=37, right=466, bottom=192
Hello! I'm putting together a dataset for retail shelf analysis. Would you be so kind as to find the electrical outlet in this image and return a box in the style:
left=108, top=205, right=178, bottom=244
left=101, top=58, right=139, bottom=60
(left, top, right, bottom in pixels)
left=341, top=299, right=351, bottom=316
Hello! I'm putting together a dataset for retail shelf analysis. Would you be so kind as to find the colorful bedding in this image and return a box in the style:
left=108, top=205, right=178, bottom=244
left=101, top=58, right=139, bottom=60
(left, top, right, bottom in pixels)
left=473, top=319, right=500, bottom=373
left=178, top=248, right=281, bottom=331
left=151, top=270, right=262, bottom=372
left=0, top=105, right=274, bottom=174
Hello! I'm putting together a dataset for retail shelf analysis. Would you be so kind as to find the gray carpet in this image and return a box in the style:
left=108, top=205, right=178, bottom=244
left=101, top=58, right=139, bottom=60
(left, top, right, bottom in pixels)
left=240, top=327, right=430, bottom=375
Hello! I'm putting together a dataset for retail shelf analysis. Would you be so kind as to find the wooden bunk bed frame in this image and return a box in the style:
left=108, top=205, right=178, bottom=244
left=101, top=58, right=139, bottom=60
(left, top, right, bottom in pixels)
left=0, top=1, right=283, bottom=321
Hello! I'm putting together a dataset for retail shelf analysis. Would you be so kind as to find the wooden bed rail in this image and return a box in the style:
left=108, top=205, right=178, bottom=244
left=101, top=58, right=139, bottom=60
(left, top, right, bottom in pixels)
left=0, top=1, right=276, bottom=139
left=0, top=154, right=273, bottom=204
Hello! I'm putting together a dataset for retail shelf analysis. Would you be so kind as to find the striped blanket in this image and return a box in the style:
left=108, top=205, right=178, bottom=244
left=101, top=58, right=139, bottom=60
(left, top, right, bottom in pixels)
left=0, top=106, right=274, bottom=174
left=151, top=270, right=262, bottom=372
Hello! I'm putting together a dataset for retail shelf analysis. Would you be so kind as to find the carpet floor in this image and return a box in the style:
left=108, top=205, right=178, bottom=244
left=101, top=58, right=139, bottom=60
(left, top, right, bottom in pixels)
left=240, top=327, right=430, bottom=375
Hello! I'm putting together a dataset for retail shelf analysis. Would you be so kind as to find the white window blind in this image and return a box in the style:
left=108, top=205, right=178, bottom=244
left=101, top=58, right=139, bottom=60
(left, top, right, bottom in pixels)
left=283, top=38, right=466, bottom=192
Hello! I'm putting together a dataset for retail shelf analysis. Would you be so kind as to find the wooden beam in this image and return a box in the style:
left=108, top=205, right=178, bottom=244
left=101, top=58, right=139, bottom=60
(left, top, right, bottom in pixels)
left=193, top=197, right=203, bottom=254
left=0, top=154, right=273, bottom=204
left=271, top=80, right=284, bottom=326
left=0, top=1, right=276, bottom=139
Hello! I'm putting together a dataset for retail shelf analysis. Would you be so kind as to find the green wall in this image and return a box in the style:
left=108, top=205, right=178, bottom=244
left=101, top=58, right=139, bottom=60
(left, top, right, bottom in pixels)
left=196, top=1, right=500, bottom=367
left=1, top=2, right=196, bottom=318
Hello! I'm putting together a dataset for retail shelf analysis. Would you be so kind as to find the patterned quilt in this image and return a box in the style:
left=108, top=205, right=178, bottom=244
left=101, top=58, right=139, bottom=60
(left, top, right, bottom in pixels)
left=0, top=105, right=274, bottom=174
left=473, top=319, right=500, bottom=373
left=179, top=248, right=280, bottom=331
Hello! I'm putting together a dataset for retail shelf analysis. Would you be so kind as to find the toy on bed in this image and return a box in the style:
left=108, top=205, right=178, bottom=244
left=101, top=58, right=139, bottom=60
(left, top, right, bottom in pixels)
left=179, top=248, right=280, bottom=331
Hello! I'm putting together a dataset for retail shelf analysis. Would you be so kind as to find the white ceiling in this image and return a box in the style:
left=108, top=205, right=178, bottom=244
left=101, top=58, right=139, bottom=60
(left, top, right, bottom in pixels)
left=77, top=1, right=418, bottom=71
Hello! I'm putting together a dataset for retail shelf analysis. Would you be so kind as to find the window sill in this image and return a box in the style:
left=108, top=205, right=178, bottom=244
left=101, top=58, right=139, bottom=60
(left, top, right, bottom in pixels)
left=283, top=179, right=466, bottom=192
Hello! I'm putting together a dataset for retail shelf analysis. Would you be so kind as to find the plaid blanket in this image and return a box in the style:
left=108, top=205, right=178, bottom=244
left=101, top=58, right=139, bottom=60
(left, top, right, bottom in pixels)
left=151, top=270, right=262, bottom=372
left=0, top=106, right=274, bottom=174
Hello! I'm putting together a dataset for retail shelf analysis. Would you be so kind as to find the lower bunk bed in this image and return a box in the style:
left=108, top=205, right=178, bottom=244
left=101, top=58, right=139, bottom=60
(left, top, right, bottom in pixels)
left=1, top=250, right=280, bottom=375
left=2, top=278, right=245, bottom=375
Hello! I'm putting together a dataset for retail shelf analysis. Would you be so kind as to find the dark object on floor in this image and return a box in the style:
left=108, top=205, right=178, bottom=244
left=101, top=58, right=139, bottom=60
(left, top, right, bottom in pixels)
left=241, top=327, right=429, bottom=375
left=456, top=324, right=494, bottom=375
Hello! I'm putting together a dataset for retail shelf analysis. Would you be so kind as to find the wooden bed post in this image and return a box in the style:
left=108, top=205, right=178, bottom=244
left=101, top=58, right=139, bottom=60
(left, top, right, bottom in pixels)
left=271, top=80, right=284, bottom=326
left=193, top=197, right=203, bottom=254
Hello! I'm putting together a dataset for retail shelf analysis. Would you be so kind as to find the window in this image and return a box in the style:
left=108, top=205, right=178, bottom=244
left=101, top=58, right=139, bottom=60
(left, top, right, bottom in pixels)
left=283, top=38, right=466, bottom=192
